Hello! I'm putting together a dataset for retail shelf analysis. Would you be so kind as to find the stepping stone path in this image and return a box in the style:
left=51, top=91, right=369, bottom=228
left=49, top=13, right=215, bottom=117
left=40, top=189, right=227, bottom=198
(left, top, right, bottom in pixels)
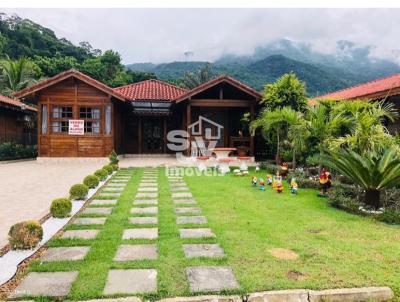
left=138, top=187, right=158, bottom=192
left=129, top=217, right=158, bottom=224
left=98, top=192, right=121, bottom=198
left=123, top=228, right=158, bottom=240
left=136, top=192, right=158, bottom=198
left=177, top=216, right=208, bottom=224
left=62, top=229, right=99, bottom=239
left=167, top=175, right=240, bottom=292
left=73, top=217, right=107, bottom=225
left=186, top=266, right=239, bottom=292
left=114, top=244, right=158, bottom=261
left=90, top=199, right=117, bottom=206
left=183, top=244, right=225, bottom=258
left=41, top=246, right=90, bottom=262
left=134, top=199, right=158, bottom=205
left=103, top=269, right=157, bottom=294
left=131, top=207, right=158, bottom=214
left=82, top=207, right=113, bottom=215
left=11, top=272, right=79, bottom=298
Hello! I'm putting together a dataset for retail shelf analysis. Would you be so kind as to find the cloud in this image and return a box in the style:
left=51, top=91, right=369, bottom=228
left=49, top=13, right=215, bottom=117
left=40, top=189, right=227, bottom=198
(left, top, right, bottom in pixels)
left=2, top=8, right=400, bottom=63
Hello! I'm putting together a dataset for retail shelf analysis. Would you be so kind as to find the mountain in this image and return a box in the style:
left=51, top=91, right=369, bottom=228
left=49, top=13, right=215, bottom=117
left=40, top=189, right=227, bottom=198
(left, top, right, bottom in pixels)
left=128, top=39, right=400, bottom=97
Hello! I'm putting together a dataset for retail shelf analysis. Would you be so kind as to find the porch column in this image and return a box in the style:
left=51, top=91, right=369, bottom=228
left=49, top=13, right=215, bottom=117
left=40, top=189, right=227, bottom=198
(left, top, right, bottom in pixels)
left=163, top=116, right=167, bottom=154
left=186, top=104, right=191, bottom=156
left=250, top=104, right=255, bottom=156
left=138, top=116, right=142, bottom=154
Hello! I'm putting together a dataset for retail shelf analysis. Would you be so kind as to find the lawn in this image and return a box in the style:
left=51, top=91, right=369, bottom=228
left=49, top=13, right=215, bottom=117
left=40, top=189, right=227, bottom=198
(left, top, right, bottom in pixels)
left=25, top=167, right=400, bottom=301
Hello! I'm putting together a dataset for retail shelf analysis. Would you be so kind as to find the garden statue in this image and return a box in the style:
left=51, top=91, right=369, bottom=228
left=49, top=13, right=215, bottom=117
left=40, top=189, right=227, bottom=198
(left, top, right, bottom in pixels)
left=267, top=174, right=273, bottom=185
left=280, top=162, right=289, bottom=178
left=272, top=171, right=282, bottom=189
left=255, top=163, right=260, bottom=172
left=251, top=176, right=258, bottom=187
left=318, top=168, right=331, bottom=197
left=290, top=178, right=298, bottom=194
left=259, top=178, right=265, bottom=191
left=234, top=169, right=242, bottom=176
left=276, top=179, right=283, bottom=193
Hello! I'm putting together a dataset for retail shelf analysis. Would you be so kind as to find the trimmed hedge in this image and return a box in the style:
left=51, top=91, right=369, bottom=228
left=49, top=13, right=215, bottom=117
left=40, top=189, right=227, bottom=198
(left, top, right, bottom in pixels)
left=103, top=164, right=114, bottom=175
left=50, top=198, right=72, bottom=218
left=94, top=168, right=108, bottom=181
left=8, top=220, right=43, bottom=250
left=110, top=163, right=118, bottom=171
left=0, top=142, right=37, bottom=161
left=109, top=150, right=119, bottom=165
left=69, top=183, right=89, bottom=200
left=84, top=175, right=99, bottom=189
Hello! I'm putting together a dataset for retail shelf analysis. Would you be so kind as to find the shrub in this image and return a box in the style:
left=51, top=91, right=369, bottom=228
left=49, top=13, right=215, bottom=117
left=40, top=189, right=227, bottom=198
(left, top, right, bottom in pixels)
left=8, top=220, right=43, bottom=250
left=260, top=162, right=280, bottom=173
left=69, top=184, right=89, bottom=200
left=84, top=175, right=99, bottom=188
left=50, top=198, right=72, bottom=218
left=103, top=164, right=114, bottom=175
left=378, top=209, right=400, bottom=224
left=111, top=163, right=119, bottom=171
left=109, top=150, right=119, bottom=165
left=0, top=142, right=37, bottom=160
left=328, top=184, right=362, bottom=213
left=94, top=168, right=108, bottom=181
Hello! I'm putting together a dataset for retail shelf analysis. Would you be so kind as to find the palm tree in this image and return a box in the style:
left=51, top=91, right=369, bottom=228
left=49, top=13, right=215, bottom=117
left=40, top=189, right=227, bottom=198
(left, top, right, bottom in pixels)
left=0, top=56, right=36, bottom=95
left=322, top=147, right=400, bottom=209
left=251, top=107, right=306, bottom=165
left=180, top=64, right=214, bottom=89
left=307, top=102, right=350, bottom=170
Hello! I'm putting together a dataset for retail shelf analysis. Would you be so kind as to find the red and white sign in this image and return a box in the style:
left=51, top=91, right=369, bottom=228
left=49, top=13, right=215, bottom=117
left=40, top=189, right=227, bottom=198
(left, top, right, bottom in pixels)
left=69, top=120, right=84, bottom=135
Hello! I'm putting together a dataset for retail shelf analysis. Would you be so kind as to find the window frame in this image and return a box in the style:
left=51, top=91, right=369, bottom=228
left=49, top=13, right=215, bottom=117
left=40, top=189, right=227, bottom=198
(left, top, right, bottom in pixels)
left=78, top=106, right=102, bottom=135
left=50, top=105, right=74, bottom=134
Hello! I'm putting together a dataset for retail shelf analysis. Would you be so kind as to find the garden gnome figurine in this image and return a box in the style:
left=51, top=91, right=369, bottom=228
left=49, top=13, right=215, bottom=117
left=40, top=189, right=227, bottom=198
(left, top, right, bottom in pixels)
left=251, top=176, right=258, bottom=187
left=259, top=178, right=265, bottom=191
left=319, top=168, right=331, bottom=197
left=276, top=179, right=283, bottom=193
left=290, top=178, right=298, bottom=194
left=280, top=162, right=289, bottom=178
left=267, top=174, right=273, bottom=185
left=273, top=171, right=282, bottom=189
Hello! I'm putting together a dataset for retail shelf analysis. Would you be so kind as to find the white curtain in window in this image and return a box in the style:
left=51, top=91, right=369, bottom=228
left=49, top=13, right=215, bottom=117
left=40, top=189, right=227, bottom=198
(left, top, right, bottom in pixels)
left=42, top=105, right=48, bottom=134
left=105, top=105, right=111, bottom=135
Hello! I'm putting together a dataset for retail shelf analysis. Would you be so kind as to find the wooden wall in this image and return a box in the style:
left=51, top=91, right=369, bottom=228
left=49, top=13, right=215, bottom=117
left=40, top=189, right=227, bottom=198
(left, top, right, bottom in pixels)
left=37, top=78, right=117, bottom=157
left=0, top=108, right=36, bottom=145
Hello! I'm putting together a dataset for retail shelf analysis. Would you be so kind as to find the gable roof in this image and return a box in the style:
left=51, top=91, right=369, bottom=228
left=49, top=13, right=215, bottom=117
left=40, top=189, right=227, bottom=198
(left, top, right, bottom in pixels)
left=115, top=79, right=187, bottom=101
left=13, top=69, right=126, bottom=101
left=175, top=75, right=262, bottom=103
left=309, top=73, right=400, bottom=105
left=0, top=93, right=37, bottom=112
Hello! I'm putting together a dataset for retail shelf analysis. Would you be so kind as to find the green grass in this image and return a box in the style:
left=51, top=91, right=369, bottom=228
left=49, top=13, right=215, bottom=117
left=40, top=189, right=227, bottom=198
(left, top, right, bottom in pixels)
left=25, top=167, right=400, bottom=301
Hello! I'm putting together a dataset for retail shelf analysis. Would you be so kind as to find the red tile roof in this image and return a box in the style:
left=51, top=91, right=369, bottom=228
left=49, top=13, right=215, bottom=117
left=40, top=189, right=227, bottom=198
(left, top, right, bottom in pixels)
left=13, top=69, right=126, bottom=101
left=175, top=75, right=262, bottom=103
left=0, top=93, right=37, bottom=112
left=115, top=79, right=187, bottom=101
left=309, top=73, right=400, bottom=105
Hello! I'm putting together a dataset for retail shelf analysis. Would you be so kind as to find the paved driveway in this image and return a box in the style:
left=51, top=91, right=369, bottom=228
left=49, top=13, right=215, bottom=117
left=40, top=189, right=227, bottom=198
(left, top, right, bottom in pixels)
left=0, top=159, right=107, bottom=248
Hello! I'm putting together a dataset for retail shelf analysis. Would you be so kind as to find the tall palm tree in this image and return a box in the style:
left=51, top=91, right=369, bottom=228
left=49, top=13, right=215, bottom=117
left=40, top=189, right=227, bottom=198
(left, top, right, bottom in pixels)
left=322, top=147, right=400, bottom=209
left=0, top=56, right=36, bottom=95
left=180, top=64, right=214, bottom=89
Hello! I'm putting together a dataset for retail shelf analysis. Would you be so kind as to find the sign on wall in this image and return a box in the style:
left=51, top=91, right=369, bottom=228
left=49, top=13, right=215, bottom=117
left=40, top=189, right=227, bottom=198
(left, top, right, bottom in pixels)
left=69, top=120, right=84, bottom=135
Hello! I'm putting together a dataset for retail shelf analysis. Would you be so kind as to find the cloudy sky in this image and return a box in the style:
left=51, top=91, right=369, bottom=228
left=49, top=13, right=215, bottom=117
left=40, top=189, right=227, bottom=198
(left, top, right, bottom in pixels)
left=3, top=8, right=400, bottom=64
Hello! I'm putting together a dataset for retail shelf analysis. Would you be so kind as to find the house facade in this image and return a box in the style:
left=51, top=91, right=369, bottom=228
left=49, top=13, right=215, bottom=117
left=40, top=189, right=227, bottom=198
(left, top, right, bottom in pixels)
left=14, top=69, right=263, bottom=158
left=0, top=93, right=37, bottom=145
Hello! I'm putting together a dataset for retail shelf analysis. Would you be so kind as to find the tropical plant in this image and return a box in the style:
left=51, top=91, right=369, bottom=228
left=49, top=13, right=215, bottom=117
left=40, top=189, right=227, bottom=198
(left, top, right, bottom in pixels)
left=322, top=147, right=400, bottom=209
left=180, top=64, right=214, bottom=89
left=261, top=73, right=308, bottom=112
left=0, top=56, right=37, bottom=95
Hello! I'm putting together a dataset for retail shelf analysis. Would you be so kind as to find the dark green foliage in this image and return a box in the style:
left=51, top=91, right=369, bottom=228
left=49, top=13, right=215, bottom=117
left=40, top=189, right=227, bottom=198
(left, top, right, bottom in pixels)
left=83, top=175, right=100, bottom=189
left=0, top=142, right=37, bottom=160
left=94, top=168, right=108, bottom=181
left=50, top=198, right=72, bottom=218
left=69, top=184, right=89, bottom=200
left=328, top=184, right=362, bottom=212
left=109, top=150, right=119, bottom=165
left=110, top=163, right=119, bottom=171
left=378, top=209, right=400, bottom=224
left=103, top=165, right=114, bottom=175
left=8, top=220, right=43, bottom=250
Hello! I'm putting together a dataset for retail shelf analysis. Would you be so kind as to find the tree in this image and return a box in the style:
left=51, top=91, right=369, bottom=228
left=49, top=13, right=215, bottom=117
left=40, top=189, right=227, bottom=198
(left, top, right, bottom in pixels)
left=34, top=55, right=78, bottom=76
left=180, top=64, right=214, bottom=89
left=251, top=107, right=306, bottom=165
left=0, top=56, right=38, bottom=95
left=261, top=73, right=308, bottom=111
left=322, top=147, right=400, bottom=209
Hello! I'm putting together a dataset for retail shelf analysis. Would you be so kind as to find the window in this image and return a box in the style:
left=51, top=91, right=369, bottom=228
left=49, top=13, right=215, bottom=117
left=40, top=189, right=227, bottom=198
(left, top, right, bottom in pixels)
left=52, top=106, right=73, bottom=118
left=52, top=121, right=69, bottom=133
left=79, top=106, right=101, bottom=134
left=51, top=106, right=73, bottom=133
left=79, top=107, right=100, bottom=119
